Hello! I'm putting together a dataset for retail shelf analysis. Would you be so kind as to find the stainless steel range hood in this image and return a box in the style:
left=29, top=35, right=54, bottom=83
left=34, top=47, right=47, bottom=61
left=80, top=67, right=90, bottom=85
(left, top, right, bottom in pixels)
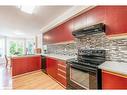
left=72, top=23, right=105, bottom=38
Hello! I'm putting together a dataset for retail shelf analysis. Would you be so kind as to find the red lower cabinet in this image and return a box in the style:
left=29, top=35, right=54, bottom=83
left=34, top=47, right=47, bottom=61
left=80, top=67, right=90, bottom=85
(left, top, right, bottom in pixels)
left=102, top=70, right=127, bottom=89
left=57, top=60, right=67, bottom=87
left=46, top=57, right=67, bottom=88
left=27, top=56, right=41, bottom=72
left=46, top=57, right=57, bottom=79
left=12, top=55, right=41, bottom=76
left=12, top=58, right=27, bottom=76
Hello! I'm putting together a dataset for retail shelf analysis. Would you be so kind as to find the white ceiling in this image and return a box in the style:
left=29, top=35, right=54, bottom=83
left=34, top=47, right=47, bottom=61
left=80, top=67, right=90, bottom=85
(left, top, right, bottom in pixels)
left=0, top=6, right=73, bottom=38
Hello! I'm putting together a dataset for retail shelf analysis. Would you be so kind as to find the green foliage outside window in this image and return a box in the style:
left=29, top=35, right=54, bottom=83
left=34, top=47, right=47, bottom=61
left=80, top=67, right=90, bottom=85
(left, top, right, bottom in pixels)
left=9, top=42, right=16, bottom=55
left=9, top=41, right=24, bottom=56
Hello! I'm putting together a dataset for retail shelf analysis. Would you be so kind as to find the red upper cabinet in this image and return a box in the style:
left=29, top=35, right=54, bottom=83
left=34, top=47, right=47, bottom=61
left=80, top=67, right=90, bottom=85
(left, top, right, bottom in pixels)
left=105, top=6, right=127, bottom=35
left=43, top=20, right=74, bottom=44
left=73, top=14, right=84, bottom=30
left=62, top=20, right=74, bottom=40
left=81, top=13, right=87, bottom=27
left=86, top=6, right=106, bottom=26
left=43, top=6, right=127, bottom=44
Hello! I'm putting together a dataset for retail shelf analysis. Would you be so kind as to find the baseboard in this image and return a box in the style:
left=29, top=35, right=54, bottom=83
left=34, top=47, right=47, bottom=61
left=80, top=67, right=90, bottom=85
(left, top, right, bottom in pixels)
left=12, top=69, right=41, bottom=78
left=47, top=74, right=66, bottom=89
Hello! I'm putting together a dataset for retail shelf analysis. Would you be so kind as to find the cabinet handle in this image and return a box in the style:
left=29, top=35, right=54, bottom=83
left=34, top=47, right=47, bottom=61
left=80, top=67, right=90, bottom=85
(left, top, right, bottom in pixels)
left=58, top=64, right=66, bottom=68
left=58, top=73, right=66, bottom=79
left=58, top=69, right=66, bottom=74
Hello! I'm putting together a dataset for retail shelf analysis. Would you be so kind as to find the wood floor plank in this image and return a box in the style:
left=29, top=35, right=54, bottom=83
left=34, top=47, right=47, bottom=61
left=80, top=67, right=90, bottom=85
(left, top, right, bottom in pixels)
left=13, top=70, right=65, bottom=90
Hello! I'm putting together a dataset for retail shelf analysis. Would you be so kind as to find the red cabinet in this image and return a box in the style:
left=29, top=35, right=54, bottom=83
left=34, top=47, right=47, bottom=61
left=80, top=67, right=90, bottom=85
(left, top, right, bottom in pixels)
left=12, top=55, right=41, bottom=76
left=105, top=6, right=127, bottom=35
left=73, top=15, right=84, bottom=30
left=43, top=6, right=127, bottom=45
left=46, top=57, right=57, bottom=79
left=43, top=19, right=74, bottom=44
left=12, top=58, right=27, bottom=76
left=46, top=57, right=67, bottom=88
left=27, top=56, right=41, bottom=72
left=57, top=60, right=67, bottom=87
left=86, top=6, right=106, bottom=26
left=102, top=70, right=127, bottom=89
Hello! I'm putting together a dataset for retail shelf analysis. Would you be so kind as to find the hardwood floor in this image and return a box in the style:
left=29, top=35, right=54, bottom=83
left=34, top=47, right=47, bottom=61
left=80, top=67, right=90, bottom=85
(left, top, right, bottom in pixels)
left=13, top=70, right=65, bottom=90
left=0, top=63, right=64, bottom=90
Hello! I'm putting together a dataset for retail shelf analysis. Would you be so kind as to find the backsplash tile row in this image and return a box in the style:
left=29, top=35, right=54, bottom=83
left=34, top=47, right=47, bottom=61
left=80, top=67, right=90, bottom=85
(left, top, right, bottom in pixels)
left=46, top=43, right=77, bottom=56
left=46, top=32, right=127, bottom=62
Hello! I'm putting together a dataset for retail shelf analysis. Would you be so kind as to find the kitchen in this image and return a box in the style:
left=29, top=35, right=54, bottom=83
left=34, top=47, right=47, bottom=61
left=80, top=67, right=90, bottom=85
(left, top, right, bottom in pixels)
left=0, top=5, right=127, bottom=91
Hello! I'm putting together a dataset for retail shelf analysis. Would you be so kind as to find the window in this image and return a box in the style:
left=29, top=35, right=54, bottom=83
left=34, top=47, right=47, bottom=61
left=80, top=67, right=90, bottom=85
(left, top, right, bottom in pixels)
left=7, top=39, right=25, bottom=56
left=26, top=39, right=35, bottom=55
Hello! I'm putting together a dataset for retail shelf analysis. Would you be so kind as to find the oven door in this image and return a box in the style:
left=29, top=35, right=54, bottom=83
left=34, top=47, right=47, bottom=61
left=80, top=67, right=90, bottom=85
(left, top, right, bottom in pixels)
left=68, top=63, right=97, bottom=89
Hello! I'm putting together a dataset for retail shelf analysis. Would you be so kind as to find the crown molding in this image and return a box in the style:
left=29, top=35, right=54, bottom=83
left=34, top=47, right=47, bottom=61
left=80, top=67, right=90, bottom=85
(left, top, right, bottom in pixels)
left=40, top=6, right=95, bottom=33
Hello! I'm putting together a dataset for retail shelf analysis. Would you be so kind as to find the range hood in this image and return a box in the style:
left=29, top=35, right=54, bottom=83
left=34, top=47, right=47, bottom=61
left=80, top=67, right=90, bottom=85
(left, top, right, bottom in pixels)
left=72, top=23, right=105, bottom=38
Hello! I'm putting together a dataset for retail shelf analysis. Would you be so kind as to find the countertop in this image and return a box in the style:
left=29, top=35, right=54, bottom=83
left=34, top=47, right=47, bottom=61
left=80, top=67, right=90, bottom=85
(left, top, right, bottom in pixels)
left=42, top=53, right=77, bottom=61
left=10, top=53, right=76, bottom=61
left=11, top=54, right=41, bottom=58
left=98, top=61, right=127, bottom=75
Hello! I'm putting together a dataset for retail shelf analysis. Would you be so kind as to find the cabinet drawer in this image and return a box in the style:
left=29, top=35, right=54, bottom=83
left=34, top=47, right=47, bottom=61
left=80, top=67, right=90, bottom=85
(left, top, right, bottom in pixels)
left=58, top=69, right=66, bottom=77
left=57, top=73, right=67, bottom=87
left=58, top=64, right=66, bottom=71
left=58, top=61, right=66, bottom=66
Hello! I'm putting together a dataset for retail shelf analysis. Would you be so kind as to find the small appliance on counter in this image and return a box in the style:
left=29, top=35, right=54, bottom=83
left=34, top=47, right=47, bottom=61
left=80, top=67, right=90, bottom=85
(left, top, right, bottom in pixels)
left=66, top=49, right=106, bottom=89
left=35, top=48, right=42, bottom=54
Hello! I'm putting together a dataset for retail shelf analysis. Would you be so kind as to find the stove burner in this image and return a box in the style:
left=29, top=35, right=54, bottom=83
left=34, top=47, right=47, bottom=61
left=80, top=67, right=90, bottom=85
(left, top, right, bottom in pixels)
left=74, top=49, right=106, bottom=67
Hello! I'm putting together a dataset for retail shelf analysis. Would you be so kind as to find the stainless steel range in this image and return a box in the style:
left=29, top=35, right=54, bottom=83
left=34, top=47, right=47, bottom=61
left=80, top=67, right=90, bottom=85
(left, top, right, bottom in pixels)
left=67, top=49, right=106, bottom=89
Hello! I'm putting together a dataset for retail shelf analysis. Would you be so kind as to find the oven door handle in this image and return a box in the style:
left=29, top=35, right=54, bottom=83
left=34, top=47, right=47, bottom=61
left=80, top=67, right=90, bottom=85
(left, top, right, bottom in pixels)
left=70, top=63, right=96, bottom=73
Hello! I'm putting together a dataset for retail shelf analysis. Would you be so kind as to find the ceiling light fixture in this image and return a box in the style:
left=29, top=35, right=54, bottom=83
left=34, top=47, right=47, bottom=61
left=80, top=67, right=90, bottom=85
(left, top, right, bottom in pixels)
left=18, top=6, right=36, bottom=14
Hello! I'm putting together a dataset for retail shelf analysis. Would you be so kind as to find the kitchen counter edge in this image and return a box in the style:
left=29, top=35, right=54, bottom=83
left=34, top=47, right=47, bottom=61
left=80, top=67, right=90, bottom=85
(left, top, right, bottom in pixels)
left=98, top=61, right=127, bottom=76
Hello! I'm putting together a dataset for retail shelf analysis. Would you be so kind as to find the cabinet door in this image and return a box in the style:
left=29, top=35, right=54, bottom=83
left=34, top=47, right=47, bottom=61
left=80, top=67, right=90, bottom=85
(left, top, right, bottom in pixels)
left=105, top=6, right=127, bottom=35
left=73, top=15, right=83, bottom=31
left=43, top=20, right=74, bottom=45
left=12, top=58, right=27, bottom=76
left=32, top=56, right=41, bottom=70
left=86, top=6, right=106, bottom=26
left=27, top=57, right=34, bottom=72
left=46, top=57, right=57, bottom=79
left=102, top=70, right=127, bottom=89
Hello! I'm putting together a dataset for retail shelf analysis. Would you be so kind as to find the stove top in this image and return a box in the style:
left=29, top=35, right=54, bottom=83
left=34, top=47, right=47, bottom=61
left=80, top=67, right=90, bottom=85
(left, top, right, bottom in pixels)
left=67, top=49, right=106, bottom=68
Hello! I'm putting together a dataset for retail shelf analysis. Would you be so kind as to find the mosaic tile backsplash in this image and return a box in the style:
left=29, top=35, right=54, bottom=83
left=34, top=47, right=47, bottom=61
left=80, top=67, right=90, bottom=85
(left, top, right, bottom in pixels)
left=46, top=43, right=77, bottom=56
left=46, top=32, right=127, bottom=62
left=76, top=33, right=127, bottom=62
